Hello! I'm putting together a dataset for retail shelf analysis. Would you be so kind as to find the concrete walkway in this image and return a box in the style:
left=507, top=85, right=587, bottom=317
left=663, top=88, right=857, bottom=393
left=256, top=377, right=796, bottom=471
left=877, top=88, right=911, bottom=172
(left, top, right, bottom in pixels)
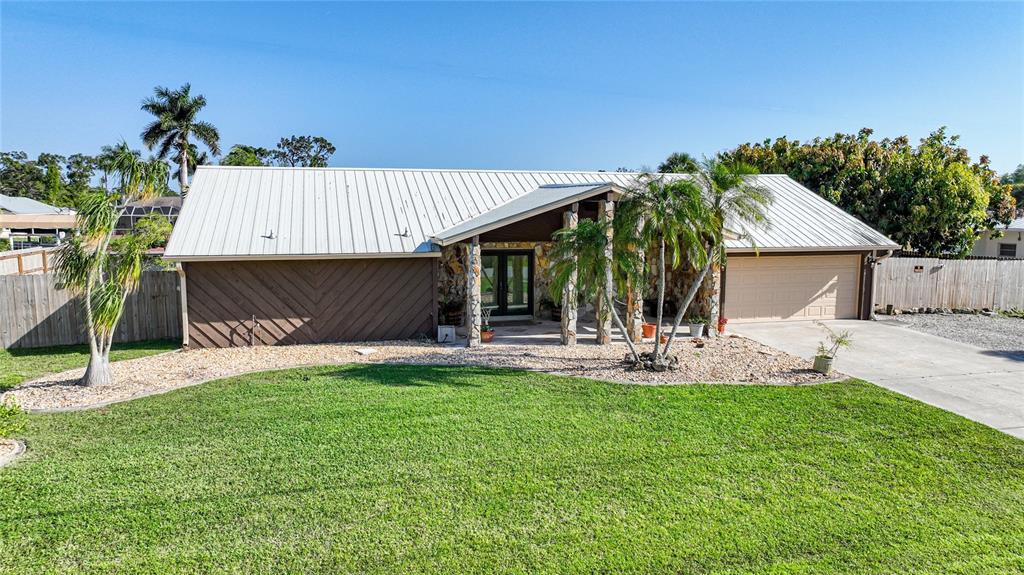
left=734, top=320, right=1024, bottom=440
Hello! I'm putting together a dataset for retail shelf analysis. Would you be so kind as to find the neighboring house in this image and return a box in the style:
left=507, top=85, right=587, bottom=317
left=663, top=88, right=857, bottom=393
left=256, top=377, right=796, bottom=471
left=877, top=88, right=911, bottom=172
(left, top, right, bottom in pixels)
left=0, top=194, right=76, bottom=250
left=971, top=217, right=1024, bottom=259
left=114, top=196, right=182, bottom=234
left=164, top=166, right=897, bottom=348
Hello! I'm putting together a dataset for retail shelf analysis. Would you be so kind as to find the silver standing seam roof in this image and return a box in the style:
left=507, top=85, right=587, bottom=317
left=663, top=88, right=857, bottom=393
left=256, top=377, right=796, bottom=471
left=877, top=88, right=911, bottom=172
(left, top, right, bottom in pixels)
left=164, top=167, right=896, bottom=261
left=0, top=194, right=71, bottom=215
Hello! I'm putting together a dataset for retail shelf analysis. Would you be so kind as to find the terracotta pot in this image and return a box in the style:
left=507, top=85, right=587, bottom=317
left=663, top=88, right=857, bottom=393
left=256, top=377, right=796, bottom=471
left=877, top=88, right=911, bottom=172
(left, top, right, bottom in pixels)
left=717, top=316, right=728, bottom=335
left=642, top=323, right=656, bottom=338
left=659, top=334, right=668, bottom=344
left=481, top=329, right=495, bottom=343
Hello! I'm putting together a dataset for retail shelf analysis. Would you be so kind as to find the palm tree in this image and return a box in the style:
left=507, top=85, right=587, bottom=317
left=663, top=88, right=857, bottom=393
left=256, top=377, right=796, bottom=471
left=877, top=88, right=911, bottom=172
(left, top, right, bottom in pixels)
left=172, top=142, right=210, bottom=183
left=140, top=83, right=220, bottom=197
left=616, top=174, right=710, bottom=366
left=660, top=158, right=773, bottom=359
left=658, top=152, right=699, bottom=174
left=549, top=218, right=642, bottom=362
left=53, top=142, right=170, bottom=386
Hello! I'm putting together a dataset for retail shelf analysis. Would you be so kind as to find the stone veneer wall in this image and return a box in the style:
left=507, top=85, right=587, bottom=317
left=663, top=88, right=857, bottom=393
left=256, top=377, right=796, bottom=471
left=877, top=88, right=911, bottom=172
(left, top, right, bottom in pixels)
left=438, top=241, right=557, bottom=318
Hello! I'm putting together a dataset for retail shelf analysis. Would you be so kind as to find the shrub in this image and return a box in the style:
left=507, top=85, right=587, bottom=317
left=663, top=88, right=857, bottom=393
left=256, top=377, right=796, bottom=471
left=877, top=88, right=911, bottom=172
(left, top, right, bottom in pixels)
left=0, top=402, right=25, bottom=438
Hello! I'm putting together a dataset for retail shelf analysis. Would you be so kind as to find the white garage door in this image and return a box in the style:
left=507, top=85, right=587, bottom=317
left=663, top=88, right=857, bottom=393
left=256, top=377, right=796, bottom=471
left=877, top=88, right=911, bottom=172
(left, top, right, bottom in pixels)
left=725, top=255, right=861, bottom=322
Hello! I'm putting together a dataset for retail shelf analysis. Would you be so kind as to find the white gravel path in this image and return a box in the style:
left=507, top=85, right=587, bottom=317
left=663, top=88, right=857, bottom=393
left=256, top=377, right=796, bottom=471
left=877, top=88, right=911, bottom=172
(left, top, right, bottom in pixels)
left=2, top=336, right=833, bottom=412
left=891, top=313, right=1024, bottom=353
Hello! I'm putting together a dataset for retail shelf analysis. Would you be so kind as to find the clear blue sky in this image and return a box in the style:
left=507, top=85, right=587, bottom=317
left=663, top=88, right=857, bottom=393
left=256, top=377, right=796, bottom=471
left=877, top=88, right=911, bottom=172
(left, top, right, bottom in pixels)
left=2, top=1, right=1022, bottom=176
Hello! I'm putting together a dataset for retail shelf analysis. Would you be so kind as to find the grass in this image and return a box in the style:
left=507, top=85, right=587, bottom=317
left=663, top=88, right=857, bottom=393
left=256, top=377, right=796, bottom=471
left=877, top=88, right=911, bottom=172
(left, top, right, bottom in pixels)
left=2, top=365, right=1023, bottom=574
left=0, top=340, right=179, bottom=391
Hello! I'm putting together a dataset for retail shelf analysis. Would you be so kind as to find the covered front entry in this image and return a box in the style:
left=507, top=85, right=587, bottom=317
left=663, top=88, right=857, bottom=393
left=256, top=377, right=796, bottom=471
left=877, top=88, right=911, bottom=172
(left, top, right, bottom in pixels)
left=481, top=250, right=534, bottom=317
left=724, top=254, right=861, bottom=322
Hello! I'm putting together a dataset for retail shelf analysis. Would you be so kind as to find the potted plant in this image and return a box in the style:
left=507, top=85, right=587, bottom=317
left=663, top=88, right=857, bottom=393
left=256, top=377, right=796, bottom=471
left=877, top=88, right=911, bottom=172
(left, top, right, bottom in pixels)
left=480, top=307, right=495, bottom=343
left=813, top=321, right=852, bottom=374
left=685, top=315, right=707, bottom=338
left=642, top=322, right=657, bottom=338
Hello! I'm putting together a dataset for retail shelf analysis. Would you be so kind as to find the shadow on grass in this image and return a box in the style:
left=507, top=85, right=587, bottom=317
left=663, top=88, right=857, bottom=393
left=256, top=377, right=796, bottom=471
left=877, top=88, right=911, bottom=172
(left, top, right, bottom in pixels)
left=321, top=363, right=521, bottom=388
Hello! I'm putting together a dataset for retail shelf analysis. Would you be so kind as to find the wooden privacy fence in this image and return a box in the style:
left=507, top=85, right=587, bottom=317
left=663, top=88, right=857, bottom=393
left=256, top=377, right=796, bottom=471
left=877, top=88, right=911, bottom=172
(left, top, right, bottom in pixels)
left=875, top=257, right=1024, bottom=311
left=0, top=271, right=181, bottom=348
left=0, top=247, right=57, bottom=276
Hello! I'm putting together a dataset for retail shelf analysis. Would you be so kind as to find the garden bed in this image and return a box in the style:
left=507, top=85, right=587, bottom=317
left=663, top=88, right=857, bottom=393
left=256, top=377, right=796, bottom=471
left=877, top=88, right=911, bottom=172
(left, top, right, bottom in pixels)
left=2, top=336, right=831, bottom=411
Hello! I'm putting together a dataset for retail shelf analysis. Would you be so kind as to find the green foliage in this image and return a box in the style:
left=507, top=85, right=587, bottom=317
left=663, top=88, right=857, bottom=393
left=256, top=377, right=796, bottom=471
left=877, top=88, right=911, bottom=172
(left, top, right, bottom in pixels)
left=815, top=321, right=853, bottom=359
left=141, top=83, right=220, bottom=191
left=221, top=144, right=273, bottom=166
left=44, top=159, right=62, bottom=206
left=272, top=135, right=336, bottom=167
left=3, top=366, right=1023, bottom=572
left=0, top=238, right=10, bottom=252
left=0, top=151, right=45, bottom=199
left=0, top=402, right=24, bottom=438
left=657, top=151, right=699, bottom=173
left=549, top=218, right=613, bottom=305
left=1003, top=164, right=1024, bottom=211
left=723, top=127, right=1016, bottom=257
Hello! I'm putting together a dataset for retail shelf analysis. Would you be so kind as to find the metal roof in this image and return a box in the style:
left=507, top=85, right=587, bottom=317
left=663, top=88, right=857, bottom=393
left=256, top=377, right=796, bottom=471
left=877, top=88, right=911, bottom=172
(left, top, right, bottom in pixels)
left=997, top=216, right=1024, bottom=231
left=0, top=195, right=70, bottom=215
left=432, top=182, right=621, bottom=245
left=164, top=167, right=897, bottom=260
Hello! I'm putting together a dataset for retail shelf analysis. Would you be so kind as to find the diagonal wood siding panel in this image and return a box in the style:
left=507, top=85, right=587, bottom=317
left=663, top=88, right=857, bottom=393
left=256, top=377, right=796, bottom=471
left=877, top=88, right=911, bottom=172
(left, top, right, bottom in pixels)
left=185, top=259, right=436, bottom=348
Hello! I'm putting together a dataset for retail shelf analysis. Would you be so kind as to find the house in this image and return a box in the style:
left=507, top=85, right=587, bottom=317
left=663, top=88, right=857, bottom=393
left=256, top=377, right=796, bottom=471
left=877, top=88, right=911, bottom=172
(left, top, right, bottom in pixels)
left=971, top=217, right=1024, bottom=259
left=115, top=196, right=183, bottom=234
left=0, top=195, right=76, bottom=250
left=163, top=166, right=898, bottom=348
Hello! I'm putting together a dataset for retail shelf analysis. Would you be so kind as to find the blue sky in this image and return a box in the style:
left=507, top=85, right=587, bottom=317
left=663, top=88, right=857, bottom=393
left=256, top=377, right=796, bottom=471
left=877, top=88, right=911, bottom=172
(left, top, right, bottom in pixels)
left=2, top=1, right=1022, bottom=177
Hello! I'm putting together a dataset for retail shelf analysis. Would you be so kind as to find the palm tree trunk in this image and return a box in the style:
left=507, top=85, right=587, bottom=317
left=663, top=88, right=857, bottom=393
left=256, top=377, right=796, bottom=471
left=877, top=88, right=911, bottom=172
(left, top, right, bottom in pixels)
left=179, top=142, right=189, bottom=199
left=604, top=251, right=640, bottom=363
left=652, top=239, right=666, bottom=362
left=661, top=258, right=713, bottom=359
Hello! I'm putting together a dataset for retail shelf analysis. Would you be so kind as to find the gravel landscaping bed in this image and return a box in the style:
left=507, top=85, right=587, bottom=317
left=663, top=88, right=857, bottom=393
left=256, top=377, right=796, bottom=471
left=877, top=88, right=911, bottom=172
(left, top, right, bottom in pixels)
left=890, top=313, right=1024, bottom=352
left=1, top=336, right=832, bottom=411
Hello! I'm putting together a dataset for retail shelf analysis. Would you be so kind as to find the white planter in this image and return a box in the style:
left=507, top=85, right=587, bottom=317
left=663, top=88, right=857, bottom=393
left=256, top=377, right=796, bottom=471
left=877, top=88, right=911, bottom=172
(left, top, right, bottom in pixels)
left=813, top=355, right=833, bottom=374
left=687, top=323, right=705, bottom=338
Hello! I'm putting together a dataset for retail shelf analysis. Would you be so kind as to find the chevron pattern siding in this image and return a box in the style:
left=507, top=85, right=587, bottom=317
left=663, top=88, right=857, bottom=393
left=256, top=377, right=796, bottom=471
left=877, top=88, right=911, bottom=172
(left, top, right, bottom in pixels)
left=184, top=259, right=436, bottom=348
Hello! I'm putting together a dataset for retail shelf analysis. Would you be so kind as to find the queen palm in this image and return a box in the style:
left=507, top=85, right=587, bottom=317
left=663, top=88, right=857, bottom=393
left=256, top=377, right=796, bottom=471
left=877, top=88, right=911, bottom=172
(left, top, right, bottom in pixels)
left=53, top=143, right=169, bottom=386
left=140, top=83, right=220, bottom=197
left=660, top=158, right=773, bottom=358
left=614, top=174, right=710, bottom=367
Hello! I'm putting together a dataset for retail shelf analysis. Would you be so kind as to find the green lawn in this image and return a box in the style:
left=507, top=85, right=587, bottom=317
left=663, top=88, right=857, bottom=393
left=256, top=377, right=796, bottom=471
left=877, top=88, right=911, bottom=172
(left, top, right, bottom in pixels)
left=2, top=365, right=1022, bottom=574
left=0, top=340, right=179, bottom=391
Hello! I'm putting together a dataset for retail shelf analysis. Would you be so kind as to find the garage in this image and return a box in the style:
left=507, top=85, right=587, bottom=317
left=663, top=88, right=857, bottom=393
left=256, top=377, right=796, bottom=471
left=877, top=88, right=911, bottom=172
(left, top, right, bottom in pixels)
left=724, top=254, right=862, bottom=322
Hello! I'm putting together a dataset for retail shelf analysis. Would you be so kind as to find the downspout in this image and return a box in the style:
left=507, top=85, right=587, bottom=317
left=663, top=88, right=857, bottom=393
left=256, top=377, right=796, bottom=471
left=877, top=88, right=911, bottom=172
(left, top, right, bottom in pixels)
left=175, top=262, right=189, bottom=349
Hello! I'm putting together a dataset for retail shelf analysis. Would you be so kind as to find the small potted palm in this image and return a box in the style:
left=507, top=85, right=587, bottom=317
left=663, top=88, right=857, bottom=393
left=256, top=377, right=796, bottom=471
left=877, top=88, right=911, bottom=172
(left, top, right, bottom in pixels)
left=480, top=307, right=495, bottom=343
left=813, top=321, right=852, bottom=374
left=685, top=315, right=707, bottom=338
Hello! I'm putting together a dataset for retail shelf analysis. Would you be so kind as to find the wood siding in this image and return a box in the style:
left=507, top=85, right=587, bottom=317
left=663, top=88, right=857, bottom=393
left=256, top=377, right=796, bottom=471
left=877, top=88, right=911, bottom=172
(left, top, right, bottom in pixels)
left=185, top=259, right=436, bottom=348
left=0, top=271, right=181, bottom=349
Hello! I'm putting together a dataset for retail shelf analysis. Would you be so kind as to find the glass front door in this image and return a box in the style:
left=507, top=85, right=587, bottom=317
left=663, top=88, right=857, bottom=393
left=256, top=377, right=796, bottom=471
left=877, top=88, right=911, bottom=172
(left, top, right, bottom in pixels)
left=480, top=251, right=534, bottom=316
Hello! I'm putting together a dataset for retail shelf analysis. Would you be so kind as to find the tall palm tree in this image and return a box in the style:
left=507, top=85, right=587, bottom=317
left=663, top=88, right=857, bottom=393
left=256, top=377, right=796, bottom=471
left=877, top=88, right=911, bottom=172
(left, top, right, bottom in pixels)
left=660, top=158, right=773, bottom=358
left=616, top=174, right=710, bottom=366
left=53, top=142, right=169, bottom=386
left=140, top=83, right=220, bottom=197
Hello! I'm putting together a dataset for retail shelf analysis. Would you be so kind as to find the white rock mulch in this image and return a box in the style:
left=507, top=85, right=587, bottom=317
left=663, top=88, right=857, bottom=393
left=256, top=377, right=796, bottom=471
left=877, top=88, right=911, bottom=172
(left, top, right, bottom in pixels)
left=0, top=439, right=26, bottom=467
left=2, top=336, right=834, bottom=412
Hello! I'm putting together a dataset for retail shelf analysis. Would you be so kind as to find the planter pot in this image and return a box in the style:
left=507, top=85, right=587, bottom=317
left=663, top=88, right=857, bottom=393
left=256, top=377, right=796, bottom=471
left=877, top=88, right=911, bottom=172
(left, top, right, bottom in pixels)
left=813, top=355, right=833, bottom=375
left=642, top=323, right=657, bottom=338
left=717, top=317, right=728, bottom=334
left=550, top=308, right=562, bottom=322
left=481, top=329, right=495, bottom=343
left=659, top=334, right=668, bottom=344
left=687, top=323, right=705, bottom=338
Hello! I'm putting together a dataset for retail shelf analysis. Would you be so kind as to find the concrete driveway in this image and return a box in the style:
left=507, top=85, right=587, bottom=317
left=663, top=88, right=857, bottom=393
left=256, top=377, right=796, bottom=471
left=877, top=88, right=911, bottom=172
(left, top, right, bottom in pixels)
left=734, top=320, right=1024, bottom=440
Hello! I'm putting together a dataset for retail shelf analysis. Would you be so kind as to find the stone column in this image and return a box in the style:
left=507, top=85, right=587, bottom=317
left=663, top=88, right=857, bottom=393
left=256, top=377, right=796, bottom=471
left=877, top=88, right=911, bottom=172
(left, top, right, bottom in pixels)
left=560, top=203, right=578, bottom=345
left=625, top=218, right=646, bottom=343
left=465, top=236, right=482, bottom=347
left=595, top=196, right=614, bottom=345
left=707, top=256, right=722, bottom=338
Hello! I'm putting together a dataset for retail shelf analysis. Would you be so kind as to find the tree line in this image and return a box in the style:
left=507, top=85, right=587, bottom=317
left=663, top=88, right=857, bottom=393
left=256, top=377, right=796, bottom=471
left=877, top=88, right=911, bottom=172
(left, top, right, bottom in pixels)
left=662, top=129, right=1020, bottom=257
left=1, top=83, right=337, bottom=207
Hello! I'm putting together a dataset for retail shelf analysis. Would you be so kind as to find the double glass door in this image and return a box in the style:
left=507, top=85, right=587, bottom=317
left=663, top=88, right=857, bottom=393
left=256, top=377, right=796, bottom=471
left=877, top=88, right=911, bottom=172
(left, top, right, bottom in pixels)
left=481, top=251, right=533, bottom=316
